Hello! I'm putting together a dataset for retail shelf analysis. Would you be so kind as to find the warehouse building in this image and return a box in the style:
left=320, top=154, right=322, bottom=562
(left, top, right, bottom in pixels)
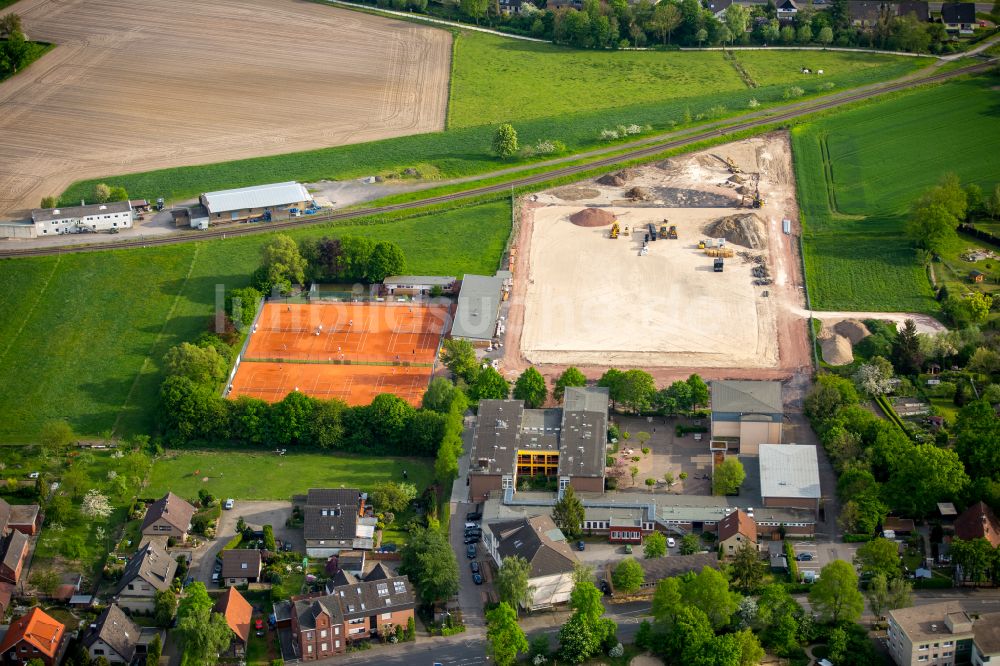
left=710, top=380, right=783, bottom=454
left=29, top=201, right=133, bottom=236
left=469, top=386, right=609, bottom=501
left=200, top=181, right=312, bottom=223
left=451, top=271, right=512, bottom=345
left=759, top=444, right=821, bottom=516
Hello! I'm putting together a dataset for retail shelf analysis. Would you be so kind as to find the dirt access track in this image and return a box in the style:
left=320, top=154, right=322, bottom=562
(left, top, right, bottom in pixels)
left=504, top=133, right=813, bottom=385
left=0, top=0, right=450, bottom=218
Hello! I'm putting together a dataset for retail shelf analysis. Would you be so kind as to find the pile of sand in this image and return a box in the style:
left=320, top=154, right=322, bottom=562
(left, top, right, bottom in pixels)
left=818, top=330, right=854, bottom=365
left=705, top=213, right=767, bottom=249
left=596, top=168, right=638, bottom=186
left=569, top=207, right=616, bottom=227
left=728, top=174, right=746, bottom=184
left=551, top=186, right=599, bottom=201
left=834, top=319, right=871, bottom=344
left=625, top=186, right=653, bottom=201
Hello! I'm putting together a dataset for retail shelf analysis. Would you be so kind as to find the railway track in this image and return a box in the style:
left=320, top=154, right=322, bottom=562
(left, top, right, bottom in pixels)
left=1, top=59, right=993, bottom=259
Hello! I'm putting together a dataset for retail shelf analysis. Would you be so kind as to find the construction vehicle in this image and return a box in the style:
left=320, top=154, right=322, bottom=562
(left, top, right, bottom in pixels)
left=659, top=224, right=668, bottom=239
left=714, top=258, right=724, bottom=272
left=705, top=247, right=735, bottom=258
left=752, top=190, right=765, bottom=208
left=726, top=157, right=742, bottom=174
left=698, top=240, right=706, bottom=249
left=622, top=225, right=630, bottom=237
left=667, top=225, right=678, bottom=239
left=648, top=223, right=657, bottom=241
left=610, top=221, right=620, bottom=239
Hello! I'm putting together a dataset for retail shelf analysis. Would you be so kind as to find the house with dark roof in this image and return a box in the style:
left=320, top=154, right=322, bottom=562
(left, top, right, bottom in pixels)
left=221, top=549, right=263, bottom=587
left=710, top=380, right=782, bottom=454
left=617, top=553, right=719, bottom=595
left=0, top=498, right=42, bottom=536
left=896, top=1, right=929, bottom=21
left=718, top=509, right=758, bottom=556
left=301, top=489, right=374, bottom=558
left=214, top=587, right=253, bottom=657
left=777, top=0, right=798, bottom=21
left=469, top=386, right=610, bottom=502
left=954, top=501, right=1000, bottom=547
left=0, top=607, right=67, bottom=666
left=483, top=515, right=579, bottom=610
left=0, top=530, right=29, bottom=585
left=113, top=541, right=178, bottom=613
left=82, top=604, right=162, bottom=666
left=141, top=492, right=196, bottom=541
left=940, top=2, right=975, bottom=33
left=848, top=0, right=890, bottom=27
left=290, top=563, right=415, bottom=661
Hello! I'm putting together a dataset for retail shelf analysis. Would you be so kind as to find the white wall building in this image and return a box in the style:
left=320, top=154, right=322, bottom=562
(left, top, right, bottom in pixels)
left=30, top=201, right=133, bottom=236
left=482, top=515, right=578, bottom=610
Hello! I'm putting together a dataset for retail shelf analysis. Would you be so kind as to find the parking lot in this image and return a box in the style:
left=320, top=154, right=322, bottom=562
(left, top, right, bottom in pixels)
left=450, top=501, right=492, bottom=629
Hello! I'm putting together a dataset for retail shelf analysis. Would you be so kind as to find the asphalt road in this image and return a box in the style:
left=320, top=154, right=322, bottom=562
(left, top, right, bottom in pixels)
left=1, top=58, right=994, bottom=259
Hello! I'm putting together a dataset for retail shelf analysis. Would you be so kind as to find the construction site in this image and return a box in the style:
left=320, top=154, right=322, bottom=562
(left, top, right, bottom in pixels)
left=507, top=133, right=811, bottom=376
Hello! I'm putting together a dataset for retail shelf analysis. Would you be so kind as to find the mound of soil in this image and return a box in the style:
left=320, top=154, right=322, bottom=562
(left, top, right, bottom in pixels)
left=728, top=174, right=746, bottom=184
left=625, top=186, right=653, bottom=201
left=833, top=319, right=871, bottom=344
left=705, top=213, right=767, bottom=249
left=551, top=186, right=600, bottom=201
left=570, top=207, right=616, bottom=227
left=596, top=168, right=638, bottom=186
left=820, top=333, right=854, bottom=366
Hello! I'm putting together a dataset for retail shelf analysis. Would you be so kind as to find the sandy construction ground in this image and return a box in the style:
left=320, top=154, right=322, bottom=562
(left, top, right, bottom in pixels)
left=507, top=133, right=813, bottom=380
left=0, top=0, right=450, bottom=218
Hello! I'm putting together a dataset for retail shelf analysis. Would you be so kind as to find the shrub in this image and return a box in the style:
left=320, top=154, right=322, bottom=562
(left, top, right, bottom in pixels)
left=914, top=577, right=953, bottom=590
left=843, top=534, right=874, bottom=543
left=641, top=447, right=650, bottom=455
left=784, top=86, right=805, bottom=99
left=606, top=455, right=615, bottom=467
left=748, top=98, right=760, bottom=108
left=263, top=525, right=276, bottom=552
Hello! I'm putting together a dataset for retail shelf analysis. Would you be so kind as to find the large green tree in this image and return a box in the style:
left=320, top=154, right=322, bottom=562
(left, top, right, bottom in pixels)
left=955, top=400, right=1000, bottom=480
left=612, top=557, right=645, bottom=595
left=492, top=123, right=519, bottom=158
left=554, top=367, right=587, bottom=402
left=552, top=485, right=585, bottom=540
left=713, top=457, right=746, bottom=496
left=399, top=527, right=460, bottom=604
left=175, top=583, right=232, bottom=666
left=906, top=173, right=967, bottom=253
left=681, top=566, right=741, bottom=630
left=885, top=443, right=969, bottom=516
left=261, top=234, right=308, bottom=287
left=513, top=367, right=548, bottom=408
left=368, top=481, right=417, bottom=514
left=486, top=602, right=528, bottom=666
left=366, top=241, right=406, bottom=282
left=472, top=366, right=509, bottom=400
left=854, top=537, right=903, bottom=580
left=496, top=555, right=535, bottom=613
left=643, top=532, right=667, bottom=559
left=808, top=560, right=864, bottom=624
left=162, top=342, right=228, bottom=385
left=441, top=339, right=479, bottom=383
left=729, top=542, right=767, bottom=594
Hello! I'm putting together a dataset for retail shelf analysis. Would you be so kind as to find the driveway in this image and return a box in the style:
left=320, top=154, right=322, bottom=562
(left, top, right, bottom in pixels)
left=449, top=500, right=490, bottom=630
left=192, top=500, right=297, bottom=586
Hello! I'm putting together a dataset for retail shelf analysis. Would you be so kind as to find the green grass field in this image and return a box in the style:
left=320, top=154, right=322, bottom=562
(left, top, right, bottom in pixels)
left=0, top=201, right=511, bottom=441
left=792, top=74, right=1000, bottom=312
left=145, top=450, right=434, bottom=500
left=59, top=31, right=926, bottom=205
left=0, top=40, right=53, bottom=84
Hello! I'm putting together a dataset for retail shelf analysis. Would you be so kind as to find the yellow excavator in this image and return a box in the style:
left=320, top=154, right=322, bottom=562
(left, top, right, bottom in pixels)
left=610, top=221, right=620, bottom=239
left=726, top=157, right=742, bottom=174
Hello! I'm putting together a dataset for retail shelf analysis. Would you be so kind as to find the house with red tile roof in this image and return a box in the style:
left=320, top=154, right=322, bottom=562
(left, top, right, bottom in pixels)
left=0, top=607, right=68, bottom=666
left=954, top=502, right=1000, bottom=547
left=214, top=587, right=253, bottom=657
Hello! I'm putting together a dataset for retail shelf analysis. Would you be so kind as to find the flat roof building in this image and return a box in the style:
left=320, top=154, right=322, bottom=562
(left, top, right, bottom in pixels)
left=200, top=181, right=311, bottom=223
left=383, top=275, right=457, bottom=296
left=451, top=271, right=511, bottom=344
left=29, top=201, right=133, bottom=237
left=887, top=602, right=978, bottom=666
left=469, top=386, right=609, bottom=501
left=759, top=444, right=821, bottom=515
left=711, top=380, right=783, bottom=454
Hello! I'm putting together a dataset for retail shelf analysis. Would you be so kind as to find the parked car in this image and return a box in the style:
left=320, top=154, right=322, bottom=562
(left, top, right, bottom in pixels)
left=214, top=561, right=222, bottom=573
left=211, top=572, right=219, bottom=583
left=464, top=536, right=478, bottom=545
left=466, top=511, right=482, bottom=521
left=464, top=522, right=478, bottom=529
left=467, top=545, right=477, bottom=559
left=599, top=580, right=611, bottom=596
left=470, top=561, right=480, bottom=574
left=283, top=542, right=292, bottom=552
left=667, top=538, right=676, bottom=548
left=797, top=552, right=814, bottom=561
left=624, top=544, right=633, bottom=554
left=255, top=618, right=264, bottom=631
left=464, top=529, right=482, bottom=537
left=576, top=540, right=585, bottom=551
left=472, top=573, right=484, bottom=585
left=224, top=498, right=235, bottom=510
left=28, top=472, right=39, bottom=479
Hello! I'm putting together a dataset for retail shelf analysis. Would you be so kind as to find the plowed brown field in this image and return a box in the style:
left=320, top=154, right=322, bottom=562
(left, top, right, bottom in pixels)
left=0, top=0, right=451, bottom=217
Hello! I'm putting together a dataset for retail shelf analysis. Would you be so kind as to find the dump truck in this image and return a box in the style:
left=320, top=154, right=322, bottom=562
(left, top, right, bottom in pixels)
left=698, top=240, right=706, bottom=249
left=667, top=225, right=678, bottom=239
left=610, top=221, right=620, bottom=239
left=648, top=223, right=657, bottom=241
left=659, top=225, right=668, bottom=239
left=714, top=258, right=724, bottom=272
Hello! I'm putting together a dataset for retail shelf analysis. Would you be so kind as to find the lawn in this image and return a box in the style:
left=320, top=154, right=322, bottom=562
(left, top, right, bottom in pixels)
left=0, top=201, right=511, bottom=441
left=144, top=450, right=434, bottom=500
left=58, top=31, right=926, bottom=205
left=792, top=73, right=1000, bottom=312
left=0, top=40, right=52, bottom=84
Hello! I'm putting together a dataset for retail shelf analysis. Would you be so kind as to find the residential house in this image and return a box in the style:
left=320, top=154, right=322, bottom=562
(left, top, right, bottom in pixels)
left=0, top=607, right=67, bottom=666
left=848, top=0, right=888, bottom=27
left=221, top=549, right=263, bottom=587
left=0, top=497, right=42, bottom=536
left=469, top=386, right=610, bottom=502
left=214, top=587, right=253, bottom=658
left=140, top=492, right=196, bottom=542
left=0, top=530, right=29, bottom=585
left=718, top=509, right=758, bottom=557
left=302, top=489, right=374, bottom=558
left=482, top=515, right=578, bottom=610
left=887, top=601, right=976, bottom=666
left=954, top=501, right=1000, bottom=547
left=896, top=1, right=929, bottom=21
left=82, top=604, right=162, bottom=666
left=290, top=563, right=415, bottom=660
left=759, top=444, right=822, bottom=516
left=710, top=380, right=782, bottom=454
left=498, top=0, right=524, bottom=14
left=940, top=2, right=975, bottom=33
left=113, top=542, right=178, bottom=613
left=777, top=0, right=798, bottom=21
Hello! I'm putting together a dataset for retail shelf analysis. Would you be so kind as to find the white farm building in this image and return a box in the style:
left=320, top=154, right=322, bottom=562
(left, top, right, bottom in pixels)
left=30, top=201, right=134, bottom=236
left=200, top=181, right=311, bottom=223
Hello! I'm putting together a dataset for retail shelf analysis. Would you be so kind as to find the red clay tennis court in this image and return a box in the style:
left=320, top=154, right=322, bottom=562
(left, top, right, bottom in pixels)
left=228, top=302, right=449, bottom=406
left=227, top=362, right=433, bottom=406
left=245, top=302, right=449, bottom=364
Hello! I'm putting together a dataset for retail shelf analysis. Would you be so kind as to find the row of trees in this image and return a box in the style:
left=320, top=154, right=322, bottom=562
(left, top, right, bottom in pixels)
left=39, top=182, right=129, bottom=209
left=252, top=234, right=407, bottom=294
left=1, top=13, right=45, bottom=78
left=908, top=174, right=1000, bottom=256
